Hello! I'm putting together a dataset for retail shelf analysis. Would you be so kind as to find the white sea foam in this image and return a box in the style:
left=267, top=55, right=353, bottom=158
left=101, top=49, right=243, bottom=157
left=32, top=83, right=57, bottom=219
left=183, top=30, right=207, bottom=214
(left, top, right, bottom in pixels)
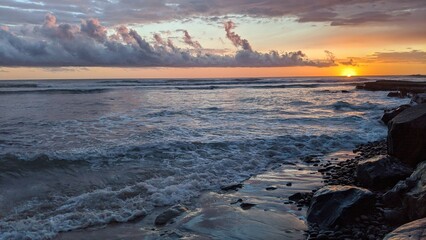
left=0, top=77, right=410, bottom=239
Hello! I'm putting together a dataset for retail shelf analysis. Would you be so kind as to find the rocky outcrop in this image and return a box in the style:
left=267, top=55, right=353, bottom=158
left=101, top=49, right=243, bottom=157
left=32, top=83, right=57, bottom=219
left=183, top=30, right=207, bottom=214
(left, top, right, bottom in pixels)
left=387, top=91, right=408, bottom=98
left=383, top=161, right=426, bottom=222
left=356, top=155, right=413, bottom=190
left=383, top=217, right=426, bottom=240
left=404, top=162, right=426, bottom=221
left=307, top=185, right=375, bottom=228
left=411, top=93, right=426, bottom=104
left=381, top=104, right=411, bottom=125
left=387, top=104, right=426, bottom=166
left=356, top=80, right=426, bottom=93
left=154, top=205, right=187, bottom=226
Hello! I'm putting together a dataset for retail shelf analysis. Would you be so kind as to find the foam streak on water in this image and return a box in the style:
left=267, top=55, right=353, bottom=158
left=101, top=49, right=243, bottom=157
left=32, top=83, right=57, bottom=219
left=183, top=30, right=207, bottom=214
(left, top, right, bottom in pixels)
left=0, top=77, right=408, bottom=239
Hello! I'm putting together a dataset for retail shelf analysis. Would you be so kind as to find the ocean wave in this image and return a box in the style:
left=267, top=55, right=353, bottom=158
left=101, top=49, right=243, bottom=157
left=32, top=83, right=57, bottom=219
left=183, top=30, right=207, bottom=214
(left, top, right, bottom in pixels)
left=330, top=101, right=380, bottom=111
left=0, top=153, right=87, bottom=178
left=0, top=131, right=389, bottom=239
left=0, top=83, right=38, bottom=88
left=0, top=88, right=110, bottom=95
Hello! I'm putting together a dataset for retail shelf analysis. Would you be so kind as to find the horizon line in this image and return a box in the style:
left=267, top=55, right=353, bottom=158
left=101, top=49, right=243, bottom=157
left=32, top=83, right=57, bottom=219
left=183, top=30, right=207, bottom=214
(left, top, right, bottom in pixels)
left=1, top=74, right=425, bottom=81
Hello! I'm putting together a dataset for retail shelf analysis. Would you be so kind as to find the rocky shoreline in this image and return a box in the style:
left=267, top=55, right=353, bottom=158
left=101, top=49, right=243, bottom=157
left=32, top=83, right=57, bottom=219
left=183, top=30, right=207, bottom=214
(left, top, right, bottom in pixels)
left=56, top=80, right=426, bottom=240
left=297, top=80, right=426, bottom=240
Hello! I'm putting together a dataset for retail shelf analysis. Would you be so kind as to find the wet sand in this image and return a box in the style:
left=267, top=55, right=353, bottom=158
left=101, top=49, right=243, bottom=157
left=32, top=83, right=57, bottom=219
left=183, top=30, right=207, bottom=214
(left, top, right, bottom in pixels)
left=56, top=150, right=356, bottom=240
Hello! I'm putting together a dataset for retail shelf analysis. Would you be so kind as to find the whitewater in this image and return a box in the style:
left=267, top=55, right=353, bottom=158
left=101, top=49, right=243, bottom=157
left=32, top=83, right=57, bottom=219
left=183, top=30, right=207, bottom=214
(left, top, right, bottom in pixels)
left=0, top=77, right=409, bottom=239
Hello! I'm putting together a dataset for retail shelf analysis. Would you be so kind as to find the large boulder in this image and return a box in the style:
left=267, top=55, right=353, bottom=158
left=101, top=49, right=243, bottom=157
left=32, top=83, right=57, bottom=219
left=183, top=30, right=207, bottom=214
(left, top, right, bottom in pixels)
left=411, top=93, right=426, bottom=105
left=356, top=155, right=413, bottom=190
left=387, top=104, right=426, bottom=166
left=383, top=161, right=426, bottom=221
left=307, top=185, right=375, bottom=228
left=381, top=105, right=411, bottom=125
left=404, top=161, right=426, bottom=221
left=383, top=217, right=426, bottom=240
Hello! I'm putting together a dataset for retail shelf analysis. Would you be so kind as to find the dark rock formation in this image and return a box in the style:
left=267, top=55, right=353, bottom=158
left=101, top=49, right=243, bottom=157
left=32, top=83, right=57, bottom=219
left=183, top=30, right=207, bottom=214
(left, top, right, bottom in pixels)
left=382, top=178, right=417, bottom=208
left=383, top=161, right=426, bottom=222
left=384, top=217, right=426, bottom=240
left=356, top=155, right=413, bottom=190
left=383, top=208, right=409, bottom=226
left=411, top=93, right=426, bottom=105
left=381, top=104, right=411, bottom=125
left=387, top=91, right=408, bottom=98
left=307, top=185, right=375, bottom=228
left=240, top=202, right=256, bottom=210
left=404, top=162, right=426, bottom=221
left=387, top=103, right=426, bottom=166
left=288, top=192, right=313, bottom=206
left=356, top=80, right=426, bottom=93
left=220, top=183, right=243, bottom=191
left=154, top=205, right=187, bottom=226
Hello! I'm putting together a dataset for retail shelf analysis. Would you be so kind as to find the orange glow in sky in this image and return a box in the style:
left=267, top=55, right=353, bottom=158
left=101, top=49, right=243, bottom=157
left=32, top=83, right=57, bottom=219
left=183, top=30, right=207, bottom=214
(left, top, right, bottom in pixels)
left=341, top=68, right=357, bottom=78
left=0, top=1, right=425, bottom=80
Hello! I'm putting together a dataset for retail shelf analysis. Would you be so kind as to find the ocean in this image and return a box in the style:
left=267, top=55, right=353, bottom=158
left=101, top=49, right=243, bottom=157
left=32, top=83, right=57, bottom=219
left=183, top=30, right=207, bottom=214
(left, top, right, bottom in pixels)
left=0, top=77, right=409, bottom=239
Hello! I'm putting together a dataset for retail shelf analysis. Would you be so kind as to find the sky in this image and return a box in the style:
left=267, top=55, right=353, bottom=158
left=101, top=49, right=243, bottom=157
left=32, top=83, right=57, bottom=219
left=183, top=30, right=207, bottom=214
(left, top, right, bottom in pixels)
left=0, top=0, right=425, bottom=79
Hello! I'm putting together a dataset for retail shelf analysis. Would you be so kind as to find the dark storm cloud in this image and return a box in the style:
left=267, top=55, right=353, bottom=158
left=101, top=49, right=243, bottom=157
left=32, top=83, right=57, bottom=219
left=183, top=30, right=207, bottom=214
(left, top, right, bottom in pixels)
left=0, top=14, right=335, bottom=68
left=0, top=0, right=425, bottom=26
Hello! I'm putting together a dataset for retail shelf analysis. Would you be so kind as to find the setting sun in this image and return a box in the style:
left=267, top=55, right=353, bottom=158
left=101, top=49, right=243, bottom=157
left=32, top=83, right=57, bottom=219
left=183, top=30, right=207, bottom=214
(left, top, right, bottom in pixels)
left=342, top=68, right=357, bottom=77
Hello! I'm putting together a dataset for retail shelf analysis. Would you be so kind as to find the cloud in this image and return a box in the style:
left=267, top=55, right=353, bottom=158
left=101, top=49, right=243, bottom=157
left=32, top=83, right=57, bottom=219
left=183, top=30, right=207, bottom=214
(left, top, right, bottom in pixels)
left=153, top=33, right=176, bottom=50
left=0, top=14, right=336, bottom=68
left=80, top=18, right=108, bottom=42
left=370, top=50, right=426, bottom=63
left=339, top=58, right=358, bottom=66
left=224, top=21, right=252, bottom=51
left=330, top=11, right=393, bottom=26
left=181, top=30, right=202, bottom=49
left=42, top=67, right=89, bottom=72
left=0, top=0, right=425, bottom=26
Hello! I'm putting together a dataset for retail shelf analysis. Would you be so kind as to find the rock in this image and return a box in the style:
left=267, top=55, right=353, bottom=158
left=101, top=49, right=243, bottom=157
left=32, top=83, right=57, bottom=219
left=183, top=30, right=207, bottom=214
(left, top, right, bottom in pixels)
left=289, top=192, right=307, bottom=202
left=307, top=185, right=375, bottom=228
left=230, top=198, right=243, bottom=205
left=154, top=205, right=187, bottom=226
left=411, top=93, right=426, bottom=104
left=301, top=155, right=321, bottom=163
left=387, top=91, right=407, bottom=98
left=381, top=105, right=411, bottom=125
left=383, top=161, right=426, bottom=221
left=383, top=208, right=408, bottom=226
left=383, top=178, right=417, bottom=207
left=356, top=155, right=413, bottom=190
left=220, top=183, right=243, bottom=191
left=404, top=161, right=426, bottom=221
left=387, top=104, right=426, bottom=166
left=240, top=203, right=256, bottom=210
left=356, top=80, right=426, bottom=93
left=383, top=217, right=426, bottom=240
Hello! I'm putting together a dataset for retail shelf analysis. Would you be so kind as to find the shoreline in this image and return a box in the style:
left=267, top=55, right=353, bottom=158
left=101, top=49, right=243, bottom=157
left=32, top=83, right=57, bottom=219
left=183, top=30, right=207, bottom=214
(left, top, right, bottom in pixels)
left=56, top=150, right=358, bottom=240
left=50, top=80, right=426, bottom=239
